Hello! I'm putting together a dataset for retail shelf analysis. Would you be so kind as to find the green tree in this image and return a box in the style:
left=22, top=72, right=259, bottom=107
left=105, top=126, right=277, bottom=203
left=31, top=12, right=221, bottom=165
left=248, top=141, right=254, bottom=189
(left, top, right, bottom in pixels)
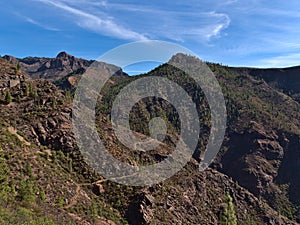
left=0, top=148, right=12, bottom=203
left=29, top=82, right=33, bottom=93
left=52, top=98, right=57, bottom=109
left=16, top=95, right=21, bottom=102
left=220, top=192, right=237, bottom=225
left=17, top=178, right=37, bottom=206
left=16, top=63, right=21, bottom=73
left=24, top=85, right=29, bottom=96
left=5, top=91, right=12, bottom=103
left=65, top=90, right=72, bottom=103
left=39, top=188, right=46, bottom=202
left=31, top=90, right=38, bottom=100
left=57, top=196, right=64, bottom=207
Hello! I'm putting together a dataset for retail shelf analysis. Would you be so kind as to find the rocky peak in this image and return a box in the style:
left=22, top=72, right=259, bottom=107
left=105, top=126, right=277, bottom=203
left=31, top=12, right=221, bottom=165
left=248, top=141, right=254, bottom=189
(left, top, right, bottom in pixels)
left=56, top=51, right=73, bottom=59
left=2, top=55, right=19, bottom=64
left=2, top=52, right=95, bottom=81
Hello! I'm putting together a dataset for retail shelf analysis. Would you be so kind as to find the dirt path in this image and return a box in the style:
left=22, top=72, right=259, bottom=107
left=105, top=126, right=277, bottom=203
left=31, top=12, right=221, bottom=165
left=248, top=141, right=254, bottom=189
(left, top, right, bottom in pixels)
left=63, top=180, right=107, bottom=210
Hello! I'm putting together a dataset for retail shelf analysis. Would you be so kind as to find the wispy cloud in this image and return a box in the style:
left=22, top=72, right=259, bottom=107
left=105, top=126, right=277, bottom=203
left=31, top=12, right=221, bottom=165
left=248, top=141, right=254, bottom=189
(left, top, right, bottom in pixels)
left=200, top=12, right=231, bottom=41
left=34, top=0, right=230, bottom=43
left=102, top=3, right=231, bottom=42
left=169, top=12, right=230, bottom=43
left=35, top=0, right=147, bottom=41
left=18, top=14, right=60, bottom=31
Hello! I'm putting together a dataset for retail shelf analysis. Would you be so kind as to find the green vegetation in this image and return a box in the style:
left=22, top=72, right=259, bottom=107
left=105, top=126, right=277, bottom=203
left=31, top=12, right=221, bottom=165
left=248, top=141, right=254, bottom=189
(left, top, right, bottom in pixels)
left=5, top=91, right=12, bottom=103
left=16, top=95, right=21, bottom=102
left=65, top=90, right=72, bottom=102
left=0, top=207, right=57, bottom=225
left=31, top=89, right=38, bottom=100
left=52, top=98, right=57, bottom=109
left=17, top=177, right=37, bottom=206
left=24, top=84, right=29, bottom=96
left=0, top=125, right=125, bottom=225
left=0, top=147, right=12, bottom=203
left=0, top=55, right=299, bottom=224
left=220, top=192, right=237, bottom=225
left=16, top=63, right=21, bottom=73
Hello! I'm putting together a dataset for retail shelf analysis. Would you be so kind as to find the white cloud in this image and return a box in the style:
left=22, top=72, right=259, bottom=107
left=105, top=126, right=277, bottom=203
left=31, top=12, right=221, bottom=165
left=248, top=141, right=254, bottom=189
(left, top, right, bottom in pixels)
left=203, top=13, right=231, bottom=41
left=36, top=0, right=230, bottom=43
left=172, top=12, right=231, bottom=43
left=35, top=0, right=147, bottom=41
left=107, top=4, right=231, bottom=42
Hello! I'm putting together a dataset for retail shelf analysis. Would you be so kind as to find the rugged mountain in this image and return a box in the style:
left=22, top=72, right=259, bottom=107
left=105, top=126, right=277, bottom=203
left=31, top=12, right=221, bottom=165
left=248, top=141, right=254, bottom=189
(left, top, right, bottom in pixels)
left=0, top=53, right=299, bottom=224
left=229, top=66, right=300, bottom=103
left=2, top=52, right=94, bottom=81
left=95, top=55, right=300, bottom=222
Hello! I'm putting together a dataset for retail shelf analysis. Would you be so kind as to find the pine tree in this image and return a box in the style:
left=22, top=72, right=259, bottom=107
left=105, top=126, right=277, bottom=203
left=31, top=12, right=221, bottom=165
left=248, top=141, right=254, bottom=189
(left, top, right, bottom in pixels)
left=0, top=148, right=11, bottom=202
left=220, top=192, right=237, bottom=225
left=16, top=63, right=21, bottom=73
left=52, top=98, right=57, bottom=109
left=24, top=85, right=29, bottom=96
left=16, top=95, right=21, bottom=102
left=31, top=89, right=38, bottom=100
left=5, top=91, right=12, bottom=103
left=28, top=82, right=33, bottom=94
left=17, top=178, right=36, bottom=205
left=65, top=90, right=72, bottom=103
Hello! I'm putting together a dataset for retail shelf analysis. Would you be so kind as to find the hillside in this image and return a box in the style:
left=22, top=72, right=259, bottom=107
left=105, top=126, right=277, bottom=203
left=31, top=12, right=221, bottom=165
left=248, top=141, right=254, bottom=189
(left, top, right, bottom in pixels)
left=0, top=53, right=299, bottom=224
left=229, top=66, right=300, bottom=103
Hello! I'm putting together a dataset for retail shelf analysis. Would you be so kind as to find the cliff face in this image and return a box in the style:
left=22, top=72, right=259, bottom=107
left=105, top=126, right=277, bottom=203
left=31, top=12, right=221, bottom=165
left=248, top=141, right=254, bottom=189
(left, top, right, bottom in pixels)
left=219, top=122, right=300, bottom=219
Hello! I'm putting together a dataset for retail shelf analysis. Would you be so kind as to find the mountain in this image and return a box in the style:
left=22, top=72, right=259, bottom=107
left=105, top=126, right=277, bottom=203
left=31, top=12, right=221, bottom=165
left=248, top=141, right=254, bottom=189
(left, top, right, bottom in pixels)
left=2, top=52, right=94, bottom=81
left=0, top=53, right=299, bottom=224
left=229, top=66, right=300, bottom=103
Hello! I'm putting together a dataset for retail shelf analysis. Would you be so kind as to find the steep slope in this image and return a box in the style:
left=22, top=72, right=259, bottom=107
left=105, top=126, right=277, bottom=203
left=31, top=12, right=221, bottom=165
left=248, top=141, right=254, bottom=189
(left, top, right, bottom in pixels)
left=230, top=66, right=300, bottom=103
left=95, top=55, right=300, bottom=222
left=208, top=63, right=300, bottom=222
left=0, top=59, right=124, bottom=225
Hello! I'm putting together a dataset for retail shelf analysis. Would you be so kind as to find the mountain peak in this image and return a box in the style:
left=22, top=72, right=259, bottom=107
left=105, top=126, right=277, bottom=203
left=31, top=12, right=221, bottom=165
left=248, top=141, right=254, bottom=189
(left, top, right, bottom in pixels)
left=2, top=55, right=18, bottom=63
left=56, top=51, right=73, bottom=59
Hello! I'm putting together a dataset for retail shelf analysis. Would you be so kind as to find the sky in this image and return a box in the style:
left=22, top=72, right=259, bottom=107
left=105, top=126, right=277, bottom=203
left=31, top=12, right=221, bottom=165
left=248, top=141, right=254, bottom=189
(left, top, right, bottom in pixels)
left=1, top=0, right=300, bottom=69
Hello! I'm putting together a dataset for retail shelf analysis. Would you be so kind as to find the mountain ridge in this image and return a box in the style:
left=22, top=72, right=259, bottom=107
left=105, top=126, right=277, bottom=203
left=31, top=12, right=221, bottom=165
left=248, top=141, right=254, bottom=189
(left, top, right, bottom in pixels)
left=2, top=51, right=300, bottom=102
left=0, top=53, right=299, bottom=224
left=2, top=51, right=94, bottom=81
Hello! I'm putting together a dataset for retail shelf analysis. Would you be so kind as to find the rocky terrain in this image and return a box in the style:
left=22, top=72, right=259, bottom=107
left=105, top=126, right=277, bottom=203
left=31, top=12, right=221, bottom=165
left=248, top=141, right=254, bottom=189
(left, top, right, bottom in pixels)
left=0, top=58, right=27, bottom=91
left=2, top=52, right=94, bottom=81
left=229, top=66, right=300, bottom=103
left=0, top=53, right=299, bottom=224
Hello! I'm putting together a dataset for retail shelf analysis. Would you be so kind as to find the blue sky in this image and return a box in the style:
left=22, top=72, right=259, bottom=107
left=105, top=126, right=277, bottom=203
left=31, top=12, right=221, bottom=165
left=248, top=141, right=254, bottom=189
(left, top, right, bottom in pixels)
left=1, top=0, right=300, bottom=68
